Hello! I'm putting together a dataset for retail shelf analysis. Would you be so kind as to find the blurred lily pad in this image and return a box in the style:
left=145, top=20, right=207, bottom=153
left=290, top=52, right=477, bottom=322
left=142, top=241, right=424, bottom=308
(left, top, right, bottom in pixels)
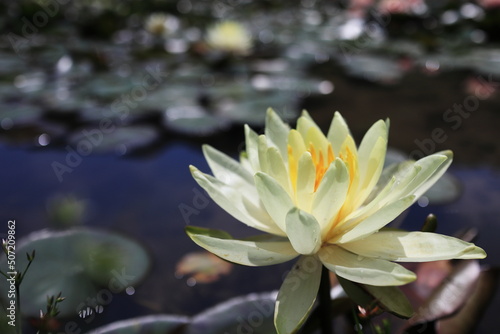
left=409, top=260, right=481, bottom=325
left=186, top=292, right=277, bottom=334
left=436, top=267, right=499, bottom=334
left=0, top=228, right=150, bottom=317
left=87, top=315, right=189, bottom=334
left=164, top=106, right=231, bottom=136
left=0, top=103, right=43, bottom=128
left=68, top=125, right=159, bottom=154
left=342, top=55, right=403, bottom=84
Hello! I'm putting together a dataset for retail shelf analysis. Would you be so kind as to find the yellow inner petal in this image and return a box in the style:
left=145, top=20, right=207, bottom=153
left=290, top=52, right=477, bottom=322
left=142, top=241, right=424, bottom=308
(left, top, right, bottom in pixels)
left=288, top=143, right=336, bottom=193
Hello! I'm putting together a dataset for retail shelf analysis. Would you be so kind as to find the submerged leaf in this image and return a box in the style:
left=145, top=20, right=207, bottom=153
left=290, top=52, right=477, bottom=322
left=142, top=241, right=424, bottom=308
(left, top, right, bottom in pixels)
left=0, top=228, right=150, bottom=317
left=87, top=315, right=189, bottom=334
left=175, top=251, right=232, bottom=284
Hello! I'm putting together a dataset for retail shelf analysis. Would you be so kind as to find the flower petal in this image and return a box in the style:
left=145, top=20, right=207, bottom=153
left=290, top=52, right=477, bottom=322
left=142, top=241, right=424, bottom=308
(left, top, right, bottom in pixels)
left=341, top=231, right=487, bottom=262
left=202, top=144, right=254, bottom=185
left=255, top=172, right=295, bottom=232
left=410, top=150, right=453, bottom=199
left=334, top=195, right=416, bottom=243
left=275, top=256, right=322, bottom=334
left=312, top=159, right=349, bottom=235
left=319, top=246, right=416, bottom=286
left=265, top=146, right=292, bottom=195
left=286, top=208, right=321, bottom=255
left=265, top=108, right=290, bottom=162
left=327, top=111, right=352, bottom=154
left=190, top=166, right=284, bottom=236
left=355, top=120, right=388, bottom=206
left=295, top=152, right=316, bottom=211
left=186, top=226, right=298, bottom=266
left=244, top=124, right=260, bottom=172
left=258, top=134, right=270, bottom=173
left=390, top=151, right=452, bottom=203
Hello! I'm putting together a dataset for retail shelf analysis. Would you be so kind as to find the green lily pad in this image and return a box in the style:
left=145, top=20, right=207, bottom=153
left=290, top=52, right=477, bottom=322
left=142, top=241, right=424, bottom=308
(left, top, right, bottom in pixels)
left=82, top=74, right=138, bottom=100
left=87, top=315, right=189, bottom=334
left=341, top=55, right=403, bottom=84
left=0, top=228, right=150, bottom=317
left=163, top=106, right=231, bottom=136
left=68, top=125, right=159, bottom=154
left=186, top=292, right=277, bottom=334
left=0, top=103, right=43, bottom=128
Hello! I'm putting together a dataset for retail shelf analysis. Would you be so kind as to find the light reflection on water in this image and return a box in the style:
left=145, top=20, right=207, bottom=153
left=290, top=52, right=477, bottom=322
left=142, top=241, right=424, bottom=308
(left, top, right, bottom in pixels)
left=0, top=142, right=499, bottom=332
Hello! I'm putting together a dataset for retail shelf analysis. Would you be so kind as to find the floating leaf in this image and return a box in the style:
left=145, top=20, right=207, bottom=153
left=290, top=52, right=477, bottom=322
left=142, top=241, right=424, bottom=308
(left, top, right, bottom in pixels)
left=186, top=292, right=277, bottom=334
left=0, top=103, right=43, bottom=128
left=409, top=260, right=481, bottom=326
left=175, top=251, right=232, bottom=284
left=163, top=106, right=231, bottom=136
left=87, top=315, right=189, bottom=334
left=46, top=194, right=87, bottom=228
left=0, top=228, right=150, bottom=317
left=436, top=268, right=499, bottom=334
left=341, top=55, right=403, bottom=84
left=68, top=125, right=159, bottom=155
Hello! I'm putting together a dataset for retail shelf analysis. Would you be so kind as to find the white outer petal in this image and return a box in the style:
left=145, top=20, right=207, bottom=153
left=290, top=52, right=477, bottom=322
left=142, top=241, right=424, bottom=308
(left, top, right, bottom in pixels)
left=190, top=166, right=285, bottom=236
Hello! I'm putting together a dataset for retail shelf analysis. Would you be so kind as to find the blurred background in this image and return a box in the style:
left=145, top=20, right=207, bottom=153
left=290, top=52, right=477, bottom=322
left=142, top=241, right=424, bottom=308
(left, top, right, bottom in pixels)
left=0, top=0, right=499, bottom=333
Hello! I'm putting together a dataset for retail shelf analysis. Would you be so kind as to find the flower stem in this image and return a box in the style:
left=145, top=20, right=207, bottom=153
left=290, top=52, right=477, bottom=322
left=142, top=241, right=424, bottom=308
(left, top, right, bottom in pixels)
left=318, top=265, right=333, bottom=334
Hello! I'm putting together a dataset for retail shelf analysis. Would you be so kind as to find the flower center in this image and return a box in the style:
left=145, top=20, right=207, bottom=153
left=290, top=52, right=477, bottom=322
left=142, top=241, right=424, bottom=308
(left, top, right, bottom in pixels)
left=309, top=143, right=335, bottom=191
left=288, top=143, right=335, bottom=192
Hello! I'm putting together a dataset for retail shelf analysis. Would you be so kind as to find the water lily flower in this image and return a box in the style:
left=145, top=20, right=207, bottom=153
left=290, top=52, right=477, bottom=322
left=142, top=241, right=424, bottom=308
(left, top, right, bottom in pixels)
left=186, top=109, right=486, bottom=333
left=145, top=13, right=179, bottom=36
left=205, top=20, right=252, bottom=55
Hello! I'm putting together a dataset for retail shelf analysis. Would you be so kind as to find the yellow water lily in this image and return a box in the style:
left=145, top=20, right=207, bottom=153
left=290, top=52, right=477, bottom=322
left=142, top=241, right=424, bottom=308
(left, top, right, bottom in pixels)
left=205, top=20, right=252, bottom=55
left=186, top=109, right=486, bottom=333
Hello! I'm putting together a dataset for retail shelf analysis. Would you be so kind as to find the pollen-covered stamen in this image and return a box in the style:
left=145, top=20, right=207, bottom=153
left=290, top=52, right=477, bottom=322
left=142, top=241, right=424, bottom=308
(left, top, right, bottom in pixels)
left=288, top=142, right=336, bottom=196
left=309, top=143, right=335, bottom=191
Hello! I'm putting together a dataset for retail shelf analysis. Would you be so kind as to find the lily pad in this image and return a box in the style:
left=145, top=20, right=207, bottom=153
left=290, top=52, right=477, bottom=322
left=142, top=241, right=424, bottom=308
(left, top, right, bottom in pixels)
left=436, top=267, right=499, bottom=334
left=409, top=260, right=481, bottom=325
left=341, top=55, right=403, bottom=84
left=87, top=315, right=189, bottom=334
left=0, top=103, right=43, bottom=129
left=163, top=106, right=231, bottom=136
left=68, top=125, right=159, bottom=155
left=0, top=228, right=150, bottom=317
left=186, top=292, right=277, bottom=334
